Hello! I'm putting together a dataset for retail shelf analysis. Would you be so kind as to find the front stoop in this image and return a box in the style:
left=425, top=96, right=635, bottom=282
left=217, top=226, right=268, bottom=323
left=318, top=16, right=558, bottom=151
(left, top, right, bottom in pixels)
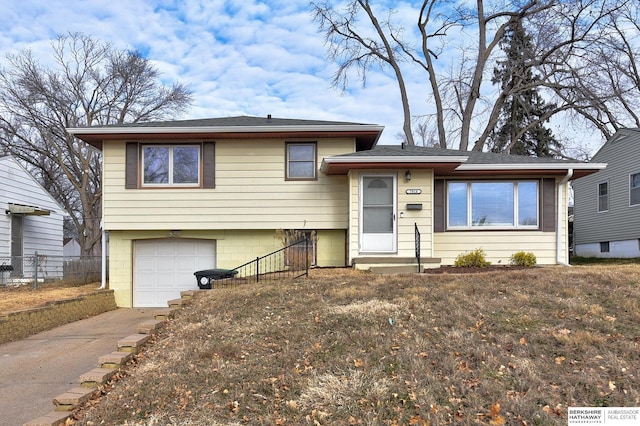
left=99, top=351, right=133, bottom=369
left=117, top=333, right=151, bottom=353
left=353, top=256, right=441, bottom=274
left=53, top=387, right=97, bottom=411
left=22, top=411, right=71, bottom=426
left=79, top=367, right=117, bottom=388
left=369, top=265, right=421, bottom=274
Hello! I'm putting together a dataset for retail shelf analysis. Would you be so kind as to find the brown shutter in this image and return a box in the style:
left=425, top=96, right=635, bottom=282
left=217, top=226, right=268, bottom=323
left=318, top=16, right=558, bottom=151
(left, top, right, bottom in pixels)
left=202, top=142, right=215, bottom=188
left=434, top=179, right=445, bottom=232
left=125, top=142, right=138, bottom=189
left=542, top=178, right=556, bottom=232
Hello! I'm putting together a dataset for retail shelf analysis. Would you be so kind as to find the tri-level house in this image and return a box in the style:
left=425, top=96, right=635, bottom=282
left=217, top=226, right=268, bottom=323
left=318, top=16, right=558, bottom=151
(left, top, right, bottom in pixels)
left=68, top=116, right=605, bottom=307
left=573, top=129, right=639, bottom=257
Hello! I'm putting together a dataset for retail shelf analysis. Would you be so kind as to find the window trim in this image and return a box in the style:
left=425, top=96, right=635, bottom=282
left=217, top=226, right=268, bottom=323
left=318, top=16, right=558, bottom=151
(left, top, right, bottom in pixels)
left=126, top=141, right=215, bottom=189
left=445, top=179, right=540, bottom=230
left=285, top=142, right=317, bottom=181
left=597, top=181, right=609, bottom=213
left=629, top=171, right=640, bottom=207
left=141, top=144, right=201, bottom=187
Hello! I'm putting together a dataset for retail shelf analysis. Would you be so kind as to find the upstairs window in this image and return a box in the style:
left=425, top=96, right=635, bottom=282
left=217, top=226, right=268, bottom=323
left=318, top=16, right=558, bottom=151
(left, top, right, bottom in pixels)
left=598, top=182, right=609, bottom=212
left=447, top=181, right=539, bottom=229
left=125, top=142, right=215, bottom=189
left=630, top=172, right=640, bottom=206
left=142, top=145, right=200, bottom=186
left=286, top=142, right=317, bottom=180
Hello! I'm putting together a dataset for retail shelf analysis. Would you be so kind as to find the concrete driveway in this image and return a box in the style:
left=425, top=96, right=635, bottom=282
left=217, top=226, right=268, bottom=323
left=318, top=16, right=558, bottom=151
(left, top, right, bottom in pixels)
left=0, top=308, right=157, bottom=426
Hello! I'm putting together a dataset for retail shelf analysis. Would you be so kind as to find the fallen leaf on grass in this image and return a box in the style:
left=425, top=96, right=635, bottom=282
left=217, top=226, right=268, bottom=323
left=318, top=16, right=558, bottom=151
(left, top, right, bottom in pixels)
left=489, top=402, right=505, bottom=425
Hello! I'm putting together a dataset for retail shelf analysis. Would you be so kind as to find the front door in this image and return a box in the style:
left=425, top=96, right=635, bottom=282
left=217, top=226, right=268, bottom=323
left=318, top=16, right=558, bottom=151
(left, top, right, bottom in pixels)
left=360, top=174, right=396, bottom=253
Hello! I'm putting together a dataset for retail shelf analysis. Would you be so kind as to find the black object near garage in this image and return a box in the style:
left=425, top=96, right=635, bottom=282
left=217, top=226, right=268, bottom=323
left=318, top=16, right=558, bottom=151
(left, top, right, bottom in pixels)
left=194, top=269, right=238, bottom=289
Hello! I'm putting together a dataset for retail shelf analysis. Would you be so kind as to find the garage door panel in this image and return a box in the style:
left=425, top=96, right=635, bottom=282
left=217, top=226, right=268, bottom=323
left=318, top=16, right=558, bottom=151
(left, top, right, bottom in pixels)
left=134, top=239, right=216, bottom=307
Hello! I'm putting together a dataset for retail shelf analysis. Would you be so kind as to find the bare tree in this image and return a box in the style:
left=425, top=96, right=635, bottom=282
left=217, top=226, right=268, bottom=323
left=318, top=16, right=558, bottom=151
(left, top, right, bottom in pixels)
left=0, top=33, right=192, bottom=255
left=312, top=0, right=633, bottom=153
left=550, top=1, right=640, bottom=139
left=313, top=0, right=418, bottom=146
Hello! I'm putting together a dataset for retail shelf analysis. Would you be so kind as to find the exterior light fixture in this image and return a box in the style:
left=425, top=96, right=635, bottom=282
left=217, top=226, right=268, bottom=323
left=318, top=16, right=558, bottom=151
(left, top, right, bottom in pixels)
left=405, top=170, right=411, bottom=181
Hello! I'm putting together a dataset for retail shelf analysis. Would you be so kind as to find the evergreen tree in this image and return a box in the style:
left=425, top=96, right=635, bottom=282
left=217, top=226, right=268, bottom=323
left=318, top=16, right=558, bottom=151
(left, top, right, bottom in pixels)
left=489, top=20, right=561, bottom=157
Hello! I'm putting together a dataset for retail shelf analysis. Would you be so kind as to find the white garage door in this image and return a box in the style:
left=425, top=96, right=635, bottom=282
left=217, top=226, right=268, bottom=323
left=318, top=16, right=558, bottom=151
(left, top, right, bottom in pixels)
left=134, top=238, right=216, bottom=307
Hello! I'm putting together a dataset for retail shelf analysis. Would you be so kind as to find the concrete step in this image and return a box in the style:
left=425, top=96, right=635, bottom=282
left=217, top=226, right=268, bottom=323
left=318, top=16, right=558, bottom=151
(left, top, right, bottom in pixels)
left=180, top=290, right=200, bottom=299
left=167, top=298, right=190, bottom=308
left=79, top=367, right=117, bottom=388
left=22, top=410, right=71, bottom=426
left=98, top=351, right=133, bottom=369
left=153, top=307, right=177, bottom=320
left=136, top=319, right=164, bottom=334
left=52, top=387, right=96, bottom=411
left=117, top=333, right=151, bottom=353
left=369, top=265, right=421, bottom=274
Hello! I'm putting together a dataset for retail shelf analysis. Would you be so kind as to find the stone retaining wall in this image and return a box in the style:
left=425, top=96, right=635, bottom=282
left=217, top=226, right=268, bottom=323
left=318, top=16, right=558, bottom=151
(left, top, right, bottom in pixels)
left=0, top=290, right=117, bottom=345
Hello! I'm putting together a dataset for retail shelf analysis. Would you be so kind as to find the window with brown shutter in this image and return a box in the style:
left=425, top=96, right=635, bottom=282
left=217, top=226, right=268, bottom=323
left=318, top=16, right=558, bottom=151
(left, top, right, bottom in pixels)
left=125, top=141, right=215, bottom=189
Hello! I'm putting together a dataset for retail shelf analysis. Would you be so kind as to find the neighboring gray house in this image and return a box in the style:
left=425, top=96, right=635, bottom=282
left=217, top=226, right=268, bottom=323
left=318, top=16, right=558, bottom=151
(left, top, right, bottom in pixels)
left=573, top=129, right=640, bottom=258
left=0, top=156, right=66, bottom=282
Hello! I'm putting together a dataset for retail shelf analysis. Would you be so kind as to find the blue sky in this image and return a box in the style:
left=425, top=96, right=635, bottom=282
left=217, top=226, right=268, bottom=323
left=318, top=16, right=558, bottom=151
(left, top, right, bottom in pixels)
left=0, top=0, right=416, bottom=145
left=0, top=0, right=605, bottom=154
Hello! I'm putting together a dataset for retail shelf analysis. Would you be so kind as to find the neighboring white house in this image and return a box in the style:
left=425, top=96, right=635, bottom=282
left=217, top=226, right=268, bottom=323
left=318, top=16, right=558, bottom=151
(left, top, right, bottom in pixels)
left=573, top=129, right=639, bottom=258
left=0, top=156, right=67, bottom=282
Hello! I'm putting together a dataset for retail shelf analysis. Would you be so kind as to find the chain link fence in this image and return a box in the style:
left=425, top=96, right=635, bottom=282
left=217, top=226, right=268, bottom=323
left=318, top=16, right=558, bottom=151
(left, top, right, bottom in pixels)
left=0, top=254, right=106, bottom=288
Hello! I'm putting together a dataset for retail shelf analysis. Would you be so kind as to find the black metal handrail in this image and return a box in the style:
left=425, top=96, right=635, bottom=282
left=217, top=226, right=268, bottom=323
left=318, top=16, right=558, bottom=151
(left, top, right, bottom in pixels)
left=415, top=223, right=421, bottom=273
left=207, top=238, right=310, bottom=288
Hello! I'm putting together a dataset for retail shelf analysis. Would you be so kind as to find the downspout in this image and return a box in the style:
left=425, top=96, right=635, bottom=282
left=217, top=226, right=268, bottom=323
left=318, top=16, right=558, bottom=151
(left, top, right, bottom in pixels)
left=557, top=169, right=573, bottom=266
left=100, top=220, right=106, bottom=289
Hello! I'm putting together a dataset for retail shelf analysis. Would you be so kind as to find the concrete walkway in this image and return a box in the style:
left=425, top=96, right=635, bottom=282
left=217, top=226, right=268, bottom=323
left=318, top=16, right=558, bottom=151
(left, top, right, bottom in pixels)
left=0, top=308, right=157, bottom=426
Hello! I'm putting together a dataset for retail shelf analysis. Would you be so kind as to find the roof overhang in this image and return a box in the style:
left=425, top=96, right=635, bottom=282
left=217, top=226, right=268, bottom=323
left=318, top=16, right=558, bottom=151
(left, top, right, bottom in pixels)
left=454, top=163, right=607, bottom=179
left=6, top=203, right=51, bottom=216
left=322, top=155, right=607, bottom=178
left=321, top=156, right=469, bottom=175
left=67, top=124, right=385, bottom=151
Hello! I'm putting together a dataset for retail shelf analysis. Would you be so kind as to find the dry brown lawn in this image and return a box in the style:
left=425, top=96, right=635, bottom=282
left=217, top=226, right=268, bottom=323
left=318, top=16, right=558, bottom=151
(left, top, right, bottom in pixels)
left=0, top=282, right=100, bottom=313
left=72, top=265, right=640, bottom=425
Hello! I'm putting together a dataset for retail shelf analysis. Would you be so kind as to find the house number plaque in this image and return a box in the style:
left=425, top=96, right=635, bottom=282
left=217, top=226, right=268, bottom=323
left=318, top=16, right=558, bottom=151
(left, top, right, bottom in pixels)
left=406, top=189, right=422, bottom=194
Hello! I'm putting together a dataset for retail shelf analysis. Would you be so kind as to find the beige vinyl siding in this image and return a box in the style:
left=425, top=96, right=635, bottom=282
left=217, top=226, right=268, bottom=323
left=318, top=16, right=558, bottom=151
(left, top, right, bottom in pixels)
left=573, top=129, right=640, bottom=245
left=347, top=169, right=434, bottom=263
left=434, top=231, right=559, bottom=265
left=102, top=138, right=353, bottom=230
left=397, top=170, right=433, bottom=258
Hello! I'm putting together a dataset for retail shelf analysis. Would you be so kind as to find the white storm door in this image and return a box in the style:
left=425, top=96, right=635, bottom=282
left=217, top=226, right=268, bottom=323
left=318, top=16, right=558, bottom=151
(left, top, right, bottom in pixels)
left=360, top=175, right=397, bottom=253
